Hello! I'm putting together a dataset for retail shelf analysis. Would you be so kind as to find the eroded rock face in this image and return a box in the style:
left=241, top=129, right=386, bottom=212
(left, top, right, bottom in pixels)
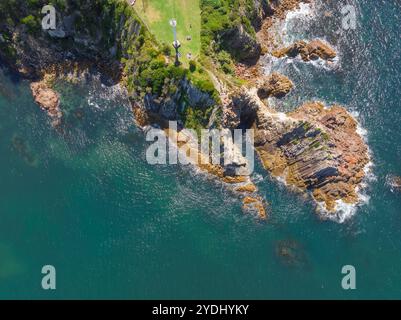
left=233, top=89, right=369, bottom=214
left=257, top=72, right=294, bottom=99
left=30, top=81, right=62, bottom=126
left=273, top=39, right=337, bottom=61
left=221, top=89, right=261, bottom=129
left=222, top=25, right=262, bottom=63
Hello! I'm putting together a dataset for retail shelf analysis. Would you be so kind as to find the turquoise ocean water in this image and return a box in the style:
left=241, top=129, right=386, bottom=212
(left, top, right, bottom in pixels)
left=0, top=0, right=400, bottom=299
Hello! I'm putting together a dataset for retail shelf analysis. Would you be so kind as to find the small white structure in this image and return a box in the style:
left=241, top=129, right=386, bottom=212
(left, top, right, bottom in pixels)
left=170, top=19, right=181, bottom=65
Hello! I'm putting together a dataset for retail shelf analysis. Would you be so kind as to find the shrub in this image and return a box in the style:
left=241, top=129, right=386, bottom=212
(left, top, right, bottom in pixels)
left=161, top=43, right=172, bottom=56
left=189, top=60, right=197, bottom=72
left=20, top=15, right=39, bottom=33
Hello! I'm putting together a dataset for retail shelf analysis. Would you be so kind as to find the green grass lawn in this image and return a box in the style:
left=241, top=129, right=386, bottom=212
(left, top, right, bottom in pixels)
left=134, top=0, right=201, bottom=66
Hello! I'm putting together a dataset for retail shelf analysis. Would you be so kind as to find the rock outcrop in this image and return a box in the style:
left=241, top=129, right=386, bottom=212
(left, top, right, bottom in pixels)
left=30, top=81, right=62, bottom=126
left=132, top=78, right=215, bottom=129
left=273, top=40, right=337, bottom=62
left=257, top=72, right=294, bottom=99
left=222, top=25, right=262, bottom=63
left=226, top=88, right=369, bottom=214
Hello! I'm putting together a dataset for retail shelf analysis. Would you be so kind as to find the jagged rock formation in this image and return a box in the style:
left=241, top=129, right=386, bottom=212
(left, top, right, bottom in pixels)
left=273, top=39, right=337, bottom=62
left=221, top=72, right=293, bottom=129
left=257, top=72, right=294, bottom=99
left=229, top=89, right=369, bottom=213
left=219, top=0, right=312, bottom=64
left=143, top=79, right=215, bottom=123
left=216, top=0, right=272, bottom=64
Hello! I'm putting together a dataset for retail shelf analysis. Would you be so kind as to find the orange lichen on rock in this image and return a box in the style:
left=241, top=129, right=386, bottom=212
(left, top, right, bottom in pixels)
left=235, top=184, right=257, bottom=193
left=242, top=196, right=267, bottom=219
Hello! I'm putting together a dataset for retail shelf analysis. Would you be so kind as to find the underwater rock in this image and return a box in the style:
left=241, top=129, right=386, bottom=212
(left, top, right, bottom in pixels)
left=275, top=239, right=308, bottom=268
left=11, top=135, right=37, bottom=166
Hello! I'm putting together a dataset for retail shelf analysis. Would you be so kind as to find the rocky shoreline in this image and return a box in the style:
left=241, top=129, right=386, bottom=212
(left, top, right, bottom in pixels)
left=220, top=0, right=370, bottom=216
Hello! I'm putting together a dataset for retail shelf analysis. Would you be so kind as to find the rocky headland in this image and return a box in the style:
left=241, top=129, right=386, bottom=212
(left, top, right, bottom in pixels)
left=0, top=0, right=370, bottom=220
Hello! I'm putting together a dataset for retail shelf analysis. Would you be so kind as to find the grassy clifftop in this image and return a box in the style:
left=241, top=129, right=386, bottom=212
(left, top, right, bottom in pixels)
left=134, top=0, right=201, bottom=66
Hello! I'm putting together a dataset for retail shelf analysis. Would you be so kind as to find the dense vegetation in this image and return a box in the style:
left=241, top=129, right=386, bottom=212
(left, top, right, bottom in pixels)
left=200, top=0, right=269, bottom=75
left=0, top=0, right=219, bottom=131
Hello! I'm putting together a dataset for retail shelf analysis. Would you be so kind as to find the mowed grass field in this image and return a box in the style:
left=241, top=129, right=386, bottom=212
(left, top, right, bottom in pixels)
left=134, top=0, right=201, bottom=65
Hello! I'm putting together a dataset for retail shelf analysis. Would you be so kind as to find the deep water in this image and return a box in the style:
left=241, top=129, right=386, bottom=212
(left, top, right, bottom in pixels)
left=0, top=0, right=400, bottom=299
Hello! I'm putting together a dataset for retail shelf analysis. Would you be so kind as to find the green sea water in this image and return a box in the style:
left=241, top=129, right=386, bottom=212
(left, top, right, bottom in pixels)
left=0, top=0, right=400, bottom=299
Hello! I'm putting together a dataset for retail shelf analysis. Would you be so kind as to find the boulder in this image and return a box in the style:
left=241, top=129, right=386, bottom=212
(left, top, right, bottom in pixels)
left=273, top=39, right=337, bottom=61
left=30, top=81, right=62, bottom=125
left=257, top=72, right=294, bottom=99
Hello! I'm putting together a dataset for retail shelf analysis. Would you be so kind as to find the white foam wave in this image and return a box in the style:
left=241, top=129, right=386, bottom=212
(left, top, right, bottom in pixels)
left=282, top=2, right=316, bottom=45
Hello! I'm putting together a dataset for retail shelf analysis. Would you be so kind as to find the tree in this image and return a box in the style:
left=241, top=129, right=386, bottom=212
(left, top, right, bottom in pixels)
left=189, top=60, right=196, bottom=72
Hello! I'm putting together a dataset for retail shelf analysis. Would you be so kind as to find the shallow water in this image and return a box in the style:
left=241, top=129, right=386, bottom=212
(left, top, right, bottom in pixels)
left=0, top=0, right=400, bottom=299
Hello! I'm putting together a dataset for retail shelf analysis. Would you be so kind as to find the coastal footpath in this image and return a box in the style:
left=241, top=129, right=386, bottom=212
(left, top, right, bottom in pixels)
left=0, top=0, right=370, bottom=220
